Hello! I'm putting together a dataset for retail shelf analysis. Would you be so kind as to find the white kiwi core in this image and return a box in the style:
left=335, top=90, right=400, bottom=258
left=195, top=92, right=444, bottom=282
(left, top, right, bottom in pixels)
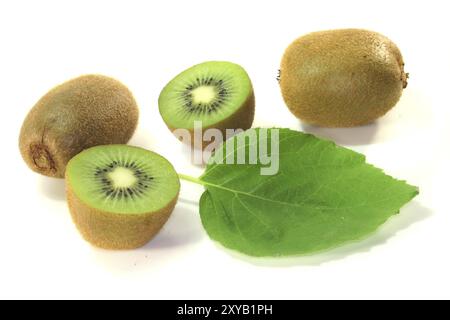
left=191, top=85, right=217, bottom=104
left=108, top=167, right=137, bottom=188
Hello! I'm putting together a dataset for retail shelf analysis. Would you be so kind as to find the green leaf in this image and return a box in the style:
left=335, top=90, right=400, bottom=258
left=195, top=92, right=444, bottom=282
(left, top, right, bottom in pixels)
left=195, top=128, right=418, bottom=257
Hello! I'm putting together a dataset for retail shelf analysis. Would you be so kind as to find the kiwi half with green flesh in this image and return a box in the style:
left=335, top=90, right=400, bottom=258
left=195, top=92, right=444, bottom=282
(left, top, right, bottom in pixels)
left=66, top=145, right=180, bottom=250
left=280, top=29, right=408, bottom=127
left=19, top=75, right=139, bottom=178
left=158, top=61, right=255, bottom=147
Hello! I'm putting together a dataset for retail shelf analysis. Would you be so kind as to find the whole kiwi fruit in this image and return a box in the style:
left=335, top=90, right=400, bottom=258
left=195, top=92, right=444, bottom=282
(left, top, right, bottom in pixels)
left=279, top=29, right=408, bottom=127
left=19, top=75, right=139, bottom=178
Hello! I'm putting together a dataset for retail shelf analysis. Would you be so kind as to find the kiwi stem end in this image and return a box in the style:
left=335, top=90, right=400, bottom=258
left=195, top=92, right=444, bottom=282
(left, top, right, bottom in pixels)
left=30, top=143, right=57, bottom=175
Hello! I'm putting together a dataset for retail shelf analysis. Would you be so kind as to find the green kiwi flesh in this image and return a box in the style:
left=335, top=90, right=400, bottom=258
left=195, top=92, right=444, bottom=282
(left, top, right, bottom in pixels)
left=280, top=29, right=408, bottom=127
left=19, top=75, right=139, bottom=178
left=66, top=145, right=180, bottom=250
left=158, top=61, right=255, bottom=146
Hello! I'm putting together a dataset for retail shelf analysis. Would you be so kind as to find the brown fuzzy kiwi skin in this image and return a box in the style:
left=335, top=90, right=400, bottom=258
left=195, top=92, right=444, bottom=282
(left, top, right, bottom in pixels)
left=168, top=89, right=255, bottom=149
left=19, top=75, right=139, bottom=178
left=66, top=177, right=179, bottom=250
left=280, top=29, right=408, bottom=127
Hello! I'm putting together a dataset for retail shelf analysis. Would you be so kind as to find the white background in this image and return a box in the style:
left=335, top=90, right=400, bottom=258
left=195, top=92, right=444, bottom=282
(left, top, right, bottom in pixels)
left=0, top=0, right=448, bottom=300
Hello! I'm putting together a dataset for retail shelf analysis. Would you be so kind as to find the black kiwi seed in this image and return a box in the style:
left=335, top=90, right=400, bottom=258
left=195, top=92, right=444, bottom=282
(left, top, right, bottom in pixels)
left=180, top=76, right=231, bottom=115
left=93, top=160, right=155, bottom=199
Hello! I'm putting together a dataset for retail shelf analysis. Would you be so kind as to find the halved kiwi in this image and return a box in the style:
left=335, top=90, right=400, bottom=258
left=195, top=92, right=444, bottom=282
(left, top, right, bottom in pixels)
left=65, top=145, right=180, bottom=250
left=158, top=61, right=255, bottom=147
